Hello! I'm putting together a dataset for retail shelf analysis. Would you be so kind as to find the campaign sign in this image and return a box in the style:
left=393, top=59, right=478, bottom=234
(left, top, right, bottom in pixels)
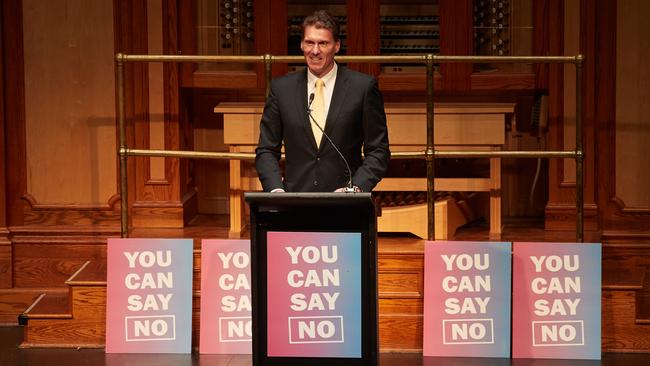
left=266, top=231, right=362, bottom=358
left=106, top=238, right=193, bottom=353
left=423, top=241, right=512, bottom=358
left=199, top=239, right=252, bottom=354
left=512, top=242, right=601, bottom=359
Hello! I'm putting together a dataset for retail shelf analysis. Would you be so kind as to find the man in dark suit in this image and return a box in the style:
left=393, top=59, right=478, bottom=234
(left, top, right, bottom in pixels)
left=255, top=10, right=390, bottom=193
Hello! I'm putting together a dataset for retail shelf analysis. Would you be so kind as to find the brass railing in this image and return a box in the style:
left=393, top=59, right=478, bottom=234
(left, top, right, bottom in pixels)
left=116, top=54, right=584, bottom=242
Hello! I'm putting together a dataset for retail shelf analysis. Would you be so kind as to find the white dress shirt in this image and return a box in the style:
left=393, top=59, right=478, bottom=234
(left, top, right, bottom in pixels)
left=307, top=63, right=338, bottom=121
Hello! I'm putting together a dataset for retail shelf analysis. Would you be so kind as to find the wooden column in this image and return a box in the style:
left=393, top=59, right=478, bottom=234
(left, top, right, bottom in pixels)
left=255, top=0, right=287, bottom=81
left=1, top=0, right=26, bottom=288
left=347, top=0, right=380, bottom=76
left=0, top=0, right=12, bottom=288
left=597, top=0, right=650, bottom=239
left=439, top=0, right=472, bottom=91
left=545, top=0, right=598, bottom=232
left=117, top=0, right=197, bottom=228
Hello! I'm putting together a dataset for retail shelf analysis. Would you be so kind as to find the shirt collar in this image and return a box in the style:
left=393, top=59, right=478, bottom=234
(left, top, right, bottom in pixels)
left=307, top=62, right=338, bottom=87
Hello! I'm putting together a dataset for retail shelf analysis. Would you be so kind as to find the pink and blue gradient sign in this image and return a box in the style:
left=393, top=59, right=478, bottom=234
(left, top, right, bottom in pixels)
left=266, top=231, right=362, bottom=358
left=106, top=238, right=193, bottom=353
left=423, top=241, right=512, bottom=358
left=199, top=239, right=252, bottom=354
left=512, top=242, right=601, bottom=359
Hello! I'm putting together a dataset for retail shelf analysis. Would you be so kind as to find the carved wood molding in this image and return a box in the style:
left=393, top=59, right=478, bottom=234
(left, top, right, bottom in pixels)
left=19, top=193, right=121, bottom=228
left=9, top=226, right=119, bottom=240
left=544, top=203, right=599, bottom=232
left=610, top=197, right=650, bottom=215
left=22, top=193, right=121, bottom=211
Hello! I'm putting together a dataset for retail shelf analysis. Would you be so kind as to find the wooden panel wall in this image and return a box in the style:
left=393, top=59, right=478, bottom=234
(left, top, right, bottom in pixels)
left=193, top=91, right=230, bottom=214
left=615, top=1, right=650, bottom=209
left=0, top=1, right=121, bottom=295
left=254, top=0, right=287, bottom=80
left=347, top=0, right=380, bottom=76
left=21, top=0, right=117, bottom=209
left=439, top=0, right=472, bottom=90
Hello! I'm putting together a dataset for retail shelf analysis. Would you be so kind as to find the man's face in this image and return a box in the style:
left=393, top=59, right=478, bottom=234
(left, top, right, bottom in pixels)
left=301, top=25, right=340, bottom=78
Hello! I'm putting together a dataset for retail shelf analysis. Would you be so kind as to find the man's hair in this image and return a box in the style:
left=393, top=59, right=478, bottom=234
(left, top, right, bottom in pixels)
left=302, top=10, right=340, bottom=42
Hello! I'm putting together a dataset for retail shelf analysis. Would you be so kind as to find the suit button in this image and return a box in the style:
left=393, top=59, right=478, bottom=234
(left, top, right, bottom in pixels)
left=316, top=157, right=320, bottom=162
left=313, top=180, right=318, bottom=186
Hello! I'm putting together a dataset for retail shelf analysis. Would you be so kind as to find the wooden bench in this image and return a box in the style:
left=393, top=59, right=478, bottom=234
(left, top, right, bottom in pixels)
left=215, top=102, right=515, bottom=239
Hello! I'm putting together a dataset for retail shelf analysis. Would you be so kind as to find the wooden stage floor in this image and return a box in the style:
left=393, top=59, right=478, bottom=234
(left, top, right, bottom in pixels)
left=1, top=326, right=649, bottom=365
left=130, top=214, right=596, bottom=245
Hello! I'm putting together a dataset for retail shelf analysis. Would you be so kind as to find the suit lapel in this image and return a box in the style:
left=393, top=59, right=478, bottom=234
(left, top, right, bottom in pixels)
left=322, top=66, right=349, bottom=151
left=294, top=70, right=317, bottom=150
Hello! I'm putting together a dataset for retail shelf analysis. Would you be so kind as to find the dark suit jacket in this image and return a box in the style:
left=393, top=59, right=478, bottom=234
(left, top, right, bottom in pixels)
left=255, top=66, right=390, bottom=192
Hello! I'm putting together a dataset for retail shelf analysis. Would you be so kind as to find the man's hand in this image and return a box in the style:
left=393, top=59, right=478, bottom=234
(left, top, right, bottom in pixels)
left=334, top=186, right=361, bottom=193
left=270, top=188, right=285, bottom=193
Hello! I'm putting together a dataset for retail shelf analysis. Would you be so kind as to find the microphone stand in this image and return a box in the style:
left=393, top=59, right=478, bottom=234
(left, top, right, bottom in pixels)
left=307, top=93, right=356, bottom=193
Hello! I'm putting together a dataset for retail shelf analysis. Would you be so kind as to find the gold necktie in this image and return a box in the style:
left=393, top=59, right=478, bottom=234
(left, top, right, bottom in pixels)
left=311, top=79, right=325, bottom=148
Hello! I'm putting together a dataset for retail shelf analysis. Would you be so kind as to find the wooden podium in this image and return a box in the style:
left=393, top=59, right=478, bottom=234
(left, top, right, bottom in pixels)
left=246, top=192, right=378, bottom=366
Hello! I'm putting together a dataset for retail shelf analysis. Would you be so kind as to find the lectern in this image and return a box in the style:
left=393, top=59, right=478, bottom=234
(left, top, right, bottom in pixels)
left=245, top=192, right=378, bottom=366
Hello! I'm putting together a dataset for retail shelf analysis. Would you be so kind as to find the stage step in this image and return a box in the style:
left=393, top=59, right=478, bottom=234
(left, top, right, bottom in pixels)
left=65, top=261, right=106, bottom=286
left=635, top=270, right=650, bottom=325
left=601, top=264, right=650, bottom=352
left=0, top=288, right=67, bottom=324
left=16, top=254, right=650, bottom=352
left=19, top=261, right=106, bottom=348
left=18, top=293, right=71, bottom=321
left=376, top=238, right=424, bottom=352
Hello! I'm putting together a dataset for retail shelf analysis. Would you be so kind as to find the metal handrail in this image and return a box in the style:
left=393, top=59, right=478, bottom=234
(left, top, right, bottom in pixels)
left=116, top=53, right=584, bottom=242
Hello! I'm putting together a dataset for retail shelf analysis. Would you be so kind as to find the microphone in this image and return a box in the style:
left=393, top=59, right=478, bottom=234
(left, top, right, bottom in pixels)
left=307, top=93, right=356, bottom=192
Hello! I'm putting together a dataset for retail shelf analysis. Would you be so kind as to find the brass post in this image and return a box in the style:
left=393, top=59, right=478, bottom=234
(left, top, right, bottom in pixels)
left=264, top=54, right=272, bottom=97
left=117, top=53, right=128, bottom=238
left=426, top=54, right=435, bottom=241
left=575, top=55, right=584, bottom=242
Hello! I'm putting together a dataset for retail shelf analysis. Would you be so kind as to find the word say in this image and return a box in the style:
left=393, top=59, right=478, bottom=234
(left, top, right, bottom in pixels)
left=445, top=297, right=490, bottom=315
left=534, top=298, right=580, bottom=316
left=128, top=293, right=173, bottom=311
left=291, top=292, right=340, bottom=311
left=221, top=294, right=252, bottom=312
